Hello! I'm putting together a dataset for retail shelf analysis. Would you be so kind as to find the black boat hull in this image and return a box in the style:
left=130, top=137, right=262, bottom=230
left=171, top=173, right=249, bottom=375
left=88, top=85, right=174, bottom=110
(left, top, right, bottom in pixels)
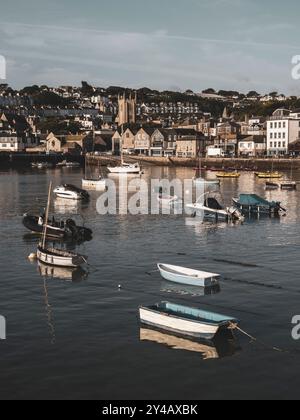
left=23, top=215, right=93, bottom=241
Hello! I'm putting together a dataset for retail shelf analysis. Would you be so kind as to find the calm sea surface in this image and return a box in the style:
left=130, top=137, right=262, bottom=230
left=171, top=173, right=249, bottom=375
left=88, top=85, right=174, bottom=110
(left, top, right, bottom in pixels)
left=1, top=165, right=300, bottom=400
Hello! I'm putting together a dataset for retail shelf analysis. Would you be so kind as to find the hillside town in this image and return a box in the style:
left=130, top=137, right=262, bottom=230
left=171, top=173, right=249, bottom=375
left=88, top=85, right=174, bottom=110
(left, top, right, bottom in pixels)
left=1, top=82, right=300, bottom=159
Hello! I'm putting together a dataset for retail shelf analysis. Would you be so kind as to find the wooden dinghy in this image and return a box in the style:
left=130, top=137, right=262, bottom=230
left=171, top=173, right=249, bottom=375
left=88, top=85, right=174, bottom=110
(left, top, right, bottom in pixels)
left=158, top=263, right=220, bottom=287
left=139, top=302, right=238, bottom=340
left=37, top=245, right=87, bottom=268
left=255, top=171, right=282, bottom=179
left=216, top=172, right=240, bottom=178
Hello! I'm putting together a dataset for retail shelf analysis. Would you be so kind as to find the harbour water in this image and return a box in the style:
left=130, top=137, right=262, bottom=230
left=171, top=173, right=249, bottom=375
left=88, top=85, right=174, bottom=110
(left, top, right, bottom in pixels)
left=1, top=166, right=300, bottom=400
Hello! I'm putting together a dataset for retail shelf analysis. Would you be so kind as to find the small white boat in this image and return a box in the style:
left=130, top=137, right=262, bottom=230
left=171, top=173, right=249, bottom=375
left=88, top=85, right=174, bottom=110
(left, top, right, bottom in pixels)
left=108, top=162, right=141, bottom=174
left=82, top=178, right=106, bottom=191
left=65, top=162, right=80, bottom=168
left=139, top=302, right=238, bottom=340
left=158, top=264, right=220, bottom=287
left=54, top=184, right=90, bottom=201
left=37, top=245, right=87, bottom=268
left=193, top=177, right=220, bottom=186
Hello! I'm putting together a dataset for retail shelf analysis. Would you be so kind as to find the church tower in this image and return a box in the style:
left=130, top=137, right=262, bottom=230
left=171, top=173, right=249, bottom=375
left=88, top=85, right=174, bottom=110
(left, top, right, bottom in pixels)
left=117, top=92, right=136, bottom=126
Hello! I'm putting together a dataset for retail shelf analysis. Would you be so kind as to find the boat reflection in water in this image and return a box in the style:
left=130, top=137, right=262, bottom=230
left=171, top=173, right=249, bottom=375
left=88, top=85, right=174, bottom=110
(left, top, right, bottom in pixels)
left=140, top=327, right=240, bottom=360
left=37, top=261, right=88, bottom=282
left=54, top=197, right=82, bottom=215
left=161, top=280, right=221, bottom=297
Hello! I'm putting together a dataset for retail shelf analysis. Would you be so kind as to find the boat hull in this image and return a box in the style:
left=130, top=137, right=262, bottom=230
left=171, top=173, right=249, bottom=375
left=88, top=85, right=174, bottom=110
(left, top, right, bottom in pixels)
left=158, top=264, right=219, bottom=288
left=139, top=307, right=219, bottom=340
left=107, top=165, right=140, bottom=174
left=193, top=178, right=220, bottom=186
left=232, top=198, right=281, bottom=215
left=37, top=246, right=86, bottom=268
left=82, top=179, right=106, bottom=191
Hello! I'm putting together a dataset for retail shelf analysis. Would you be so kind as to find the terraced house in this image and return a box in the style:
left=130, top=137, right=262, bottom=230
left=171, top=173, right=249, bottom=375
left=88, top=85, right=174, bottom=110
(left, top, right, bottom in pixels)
left=175, top=128, right=205, bottom=158
left=134, top=127, right=155, bottom=155
left=0, top=112, right=38, bottom=152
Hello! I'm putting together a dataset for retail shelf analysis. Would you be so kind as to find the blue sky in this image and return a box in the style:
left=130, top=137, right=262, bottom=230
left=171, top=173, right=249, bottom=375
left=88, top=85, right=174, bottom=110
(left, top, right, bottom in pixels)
left=1, top=0, right=300, bottom=93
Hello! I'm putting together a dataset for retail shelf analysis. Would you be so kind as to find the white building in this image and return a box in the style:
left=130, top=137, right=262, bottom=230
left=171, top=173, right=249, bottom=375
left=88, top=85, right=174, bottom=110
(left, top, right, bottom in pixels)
left=267, top=109, right=300, bottom=156
left=0, top=134, right=28, bottom=152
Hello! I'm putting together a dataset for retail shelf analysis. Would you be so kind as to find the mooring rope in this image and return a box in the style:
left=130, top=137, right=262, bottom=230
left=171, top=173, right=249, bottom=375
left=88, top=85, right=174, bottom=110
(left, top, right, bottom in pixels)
left=230, top=323, right=287, bottom=353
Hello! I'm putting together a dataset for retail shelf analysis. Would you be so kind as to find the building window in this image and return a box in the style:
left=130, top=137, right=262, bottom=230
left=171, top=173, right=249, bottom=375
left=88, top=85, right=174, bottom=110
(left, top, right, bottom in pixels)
left=270, top=123, right=273, bottom=129
left=278, top=133, right=281, bottom=139
left=283, top=122, right=286, bottom=128
left=283, top=142, right=286, bottom=148
left=274, top=142, right=277, bottom=148
left=270, top=133, right=273, bottom=139
left=278, top=122, right=281, bottom=128
left=274, top=133, right=277, bottom=139
left=274, top=122, right=277, bottom=129
left=278, top=142, right=281, bottom=148
left=283, top=132, right=286, bottom=139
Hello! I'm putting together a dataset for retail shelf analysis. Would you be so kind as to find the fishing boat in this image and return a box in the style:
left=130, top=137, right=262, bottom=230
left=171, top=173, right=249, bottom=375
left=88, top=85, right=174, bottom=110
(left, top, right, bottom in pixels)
left=216, top=172, right=240, bottom=178
left=36, top=182, right=87, bottom=268
left=186, top=193, right=244, bottom=222
left=53, top=184, right=90, bottom=201
left=265, top=181, right=279, bottom=190
left=23, top=213, right=92, bottom=241
left=232, top=194, right=284, bottom=215
left=280, top=181, right=297, bottom=190
left=139, top=302, right=238, bottom=340
left=157, top=264, right=220, bottom=288
left=256, top=171, right=283, bottom=179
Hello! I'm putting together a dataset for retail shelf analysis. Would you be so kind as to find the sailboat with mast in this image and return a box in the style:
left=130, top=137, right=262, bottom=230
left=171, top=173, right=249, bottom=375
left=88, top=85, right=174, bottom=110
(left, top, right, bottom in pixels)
left=82, top=157, right=106, bottom=190
left=36, top=182, right=87, bottom=268
left=193, top=150, right=220, bottom=186
left=82, top=131, right=107, bottom=190
left=280, top=160, right=297, bottom=190
left=107, top=126, right=141, bottom=174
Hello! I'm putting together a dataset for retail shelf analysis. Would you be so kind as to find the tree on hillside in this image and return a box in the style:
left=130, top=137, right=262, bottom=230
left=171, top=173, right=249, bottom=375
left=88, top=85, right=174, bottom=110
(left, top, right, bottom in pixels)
left=20, top=85, right=41, bottom=95
left=202, top=88, right=216, bottom=94
left=247, top=91, right=260, bottom=98
left=81, top=81, right=94, bottom=97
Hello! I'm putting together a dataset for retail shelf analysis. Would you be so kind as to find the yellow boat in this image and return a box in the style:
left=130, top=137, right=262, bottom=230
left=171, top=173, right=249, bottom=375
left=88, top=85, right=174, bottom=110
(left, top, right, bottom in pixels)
left=255, top=172, right=283, bottom=179
left=216, top=172, right=240, bottom=178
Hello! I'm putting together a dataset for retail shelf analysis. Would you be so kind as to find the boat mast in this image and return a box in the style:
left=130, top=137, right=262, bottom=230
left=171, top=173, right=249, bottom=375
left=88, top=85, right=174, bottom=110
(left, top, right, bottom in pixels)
left=42, top=181, right=52, bottom=249
left=120, top=126, right=124, bottom=166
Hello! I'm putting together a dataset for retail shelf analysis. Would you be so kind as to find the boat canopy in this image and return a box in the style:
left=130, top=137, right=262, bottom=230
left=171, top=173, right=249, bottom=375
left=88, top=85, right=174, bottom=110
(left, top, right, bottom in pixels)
left=237, top=194, right=279, bottom=207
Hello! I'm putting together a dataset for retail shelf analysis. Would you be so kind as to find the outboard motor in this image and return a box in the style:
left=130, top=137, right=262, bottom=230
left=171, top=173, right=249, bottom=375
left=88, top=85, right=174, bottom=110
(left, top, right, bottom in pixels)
left=227, top=206, right=245, bottom=222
